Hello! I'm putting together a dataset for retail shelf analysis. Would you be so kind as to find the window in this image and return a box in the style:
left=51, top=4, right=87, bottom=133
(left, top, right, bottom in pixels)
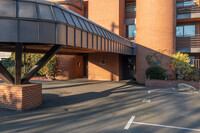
left=126, top=2, right=136, bottom=12
left=176, top=26, right=183, bottom=37
left=177, top=1, right=196, bottom=7
left=176, top=25, right=195, bottom=37
left=128, top=25, right=136, bottom=38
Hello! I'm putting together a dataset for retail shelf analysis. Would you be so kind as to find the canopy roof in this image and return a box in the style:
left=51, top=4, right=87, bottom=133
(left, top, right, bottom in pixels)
left=0, top=0, right=134, bottom=55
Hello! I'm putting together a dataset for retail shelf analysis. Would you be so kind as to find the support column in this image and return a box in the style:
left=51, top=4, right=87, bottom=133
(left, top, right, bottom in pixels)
left=15, top=43, right=22, bottom=85
left=136, top=0, right=176, bottom=84
left=0, top=45, right=62, bottom=111
left=22, top=45, right=62, bottom=84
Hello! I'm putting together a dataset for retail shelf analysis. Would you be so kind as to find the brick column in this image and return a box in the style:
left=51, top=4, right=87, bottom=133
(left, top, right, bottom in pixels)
left=0, top=84, right=42, bottom=111
left=136, top=0, right=176, bottom=84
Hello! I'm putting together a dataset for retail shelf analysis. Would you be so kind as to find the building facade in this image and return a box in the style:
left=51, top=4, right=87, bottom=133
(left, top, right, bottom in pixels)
left=50, top=0, right=200, bottom=84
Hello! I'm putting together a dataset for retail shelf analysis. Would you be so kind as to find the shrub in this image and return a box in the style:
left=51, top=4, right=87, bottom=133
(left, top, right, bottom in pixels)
left=145, top=65, right=167, bottom=80
left=2, top=53, right=56, bottom=78
left=171, top=52, right=195, bottom=80
left=184, top=69, right=199, bottom=81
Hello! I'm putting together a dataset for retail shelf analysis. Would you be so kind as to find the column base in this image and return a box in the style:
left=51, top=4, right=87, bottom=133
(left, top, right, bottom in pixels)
left=0, top=83, right=42, bottom=111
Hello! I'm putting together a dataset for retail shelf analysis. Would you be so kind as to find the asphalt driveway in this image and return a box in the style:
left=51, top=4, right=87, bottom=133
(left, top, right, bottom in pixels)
left=0, top=79, right=200, bottom=133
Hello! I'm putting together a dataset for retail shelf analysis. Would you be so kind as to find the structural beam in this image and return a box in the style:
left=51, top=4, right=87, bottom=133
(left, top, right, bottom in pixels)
left=22, top=45, right=62, bottom=84
left=15, top=44, right=23, bottom=85
left=0, top=63, right=14, bottom=84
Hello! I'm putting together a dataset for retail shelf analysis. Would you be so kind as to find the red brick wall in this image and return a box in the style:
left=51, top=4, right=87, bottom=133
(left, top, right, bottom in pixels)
left=50, top=0, right=84, bottom=16
left=0, top=84, right=42, bottom=111
left=60, top=2, right=84, bottom=16
left=83, top=1, right=88, bottom=18
left=55, top=55, right=83, bottom=80
left=88, top=53, right=122, bottom=81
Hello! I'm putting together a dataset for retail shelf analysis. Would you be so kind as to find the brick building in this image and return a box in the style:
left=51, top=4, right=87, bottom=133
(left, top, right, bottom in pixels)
left=0, top=0, right=198, bottom=110
left=52, top=0, right=200, bottom=84
left=51, top=0, right=137, bottom=82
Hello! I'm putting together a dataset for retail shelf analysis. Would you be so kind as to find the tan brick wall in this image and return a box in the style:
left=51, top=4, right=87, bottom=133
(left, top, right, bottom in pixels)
left=0, top=84, right=42, bottom=111
left=88, top=0, right=125, bottom=36
left=55, top=55, right=84, bottom=80
left=136, top=0, right=176, bottom=84
left=88, top=53, right=122, bottom=81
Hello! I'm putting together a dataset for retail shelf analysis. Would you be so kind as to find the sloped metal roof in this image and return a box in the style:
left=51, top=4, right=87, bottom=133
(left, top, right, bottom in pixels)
left=0, top=0, right=134, bottom=55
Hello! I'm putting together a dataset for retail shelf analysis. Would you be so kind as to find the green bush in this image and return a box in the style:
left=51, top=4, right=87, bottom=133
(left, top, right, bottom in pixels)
left=171, top=52, right=195, bottom=80
left=145, top=65, right=167, bottom=80
left=2, top=53, right=56, bottom=78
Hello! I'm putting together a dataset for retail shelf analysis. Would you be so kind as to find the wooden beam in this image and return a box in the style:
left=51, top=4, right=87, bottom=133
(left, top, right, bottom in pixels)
left=21, top=45, right=62, bottom=84
left=0, top=63, right=14, bottom=84
left=15, top=43, right=23, bottom=85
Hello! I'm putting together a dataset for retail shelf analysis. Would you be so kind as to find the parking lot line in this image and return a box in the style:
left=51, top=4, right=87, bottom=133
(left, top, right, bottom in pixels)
left=124, top=116, right=135, bottom=130
left=124, top=116, right=200, bottom=132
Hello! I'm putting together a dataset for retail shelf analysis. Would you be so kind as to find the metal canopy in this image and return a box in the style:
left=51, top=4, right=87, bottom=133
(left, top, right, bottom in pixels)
left=0, top=0, right=134, bottom=55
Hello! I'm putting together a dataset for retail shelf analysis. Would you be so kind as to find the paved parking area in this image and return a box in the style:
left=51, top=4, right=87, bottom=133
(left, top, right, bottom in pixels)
left=1, top=79, right=200, bottom=133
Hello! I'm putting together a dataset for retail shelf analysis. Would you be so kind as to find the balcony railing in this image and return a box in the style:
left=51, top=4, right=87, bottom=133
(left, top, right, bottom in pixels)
left=177, top=5, right=200, bottom=14
left=176, top=34, right=200, bottom=53
left=192, top=59, right=200, bottom=70
left=177, top=34, right=200, bottom=48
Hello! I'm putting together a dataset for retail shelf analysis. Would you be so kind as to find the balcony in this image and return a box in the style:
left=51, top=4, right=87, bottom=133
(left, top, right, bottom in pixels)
left=192, top=59, right=200, bottom=70
left=176, top=0, right=200, bottom=21
left=176, top=34, right=200, bottom=53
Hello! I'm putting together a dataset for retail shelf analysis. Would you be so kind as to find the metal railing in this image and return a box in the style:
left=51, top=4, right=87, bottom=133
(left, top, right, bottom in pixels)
left=192, top=59, right=200, bottom=69
left=177, top=5, right=200, bottom=14
left=177, top=0, right=200, bottom=14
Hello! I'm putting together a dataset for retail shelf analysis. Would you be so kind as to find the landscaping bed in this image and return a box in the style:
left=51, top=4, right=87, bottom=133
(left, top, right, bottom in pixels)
left=145, top=79, right=200, bottom=89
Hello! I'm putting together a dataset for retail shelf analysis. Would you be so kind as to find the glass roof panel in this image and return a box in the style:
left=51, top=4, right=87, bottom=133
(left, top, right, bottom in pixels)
left=53, top=7, right=66, bottom=23
left=78, top=18, right=88, bottom=31
left=89, top=23, right=98, bottom=34
left=71, top=15, right=82, bottom=29
left=0, top=1, right=16, bottom=17
left=38, top=4, right=54, bottom=20
left=84, top=21, right=93, bottom=33
left=19, top=2, right=37, bottom=18
left=63, top=11, right=75, bottom=26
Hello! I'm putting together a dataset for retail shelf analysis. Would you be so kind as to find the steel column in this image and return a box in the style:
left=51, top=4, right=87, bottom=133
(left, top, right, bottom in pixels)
left=15, top=43, right=23, bottom=85
left=22, top=45, right=62, bottom=84
left=0, top=63, right=14, bottom=84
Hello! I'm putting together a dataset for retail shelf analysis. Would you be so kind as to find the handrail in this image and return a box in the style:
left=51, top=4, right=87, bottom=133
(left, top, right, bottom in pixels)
left=191, top=59, right=200, bottom=70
